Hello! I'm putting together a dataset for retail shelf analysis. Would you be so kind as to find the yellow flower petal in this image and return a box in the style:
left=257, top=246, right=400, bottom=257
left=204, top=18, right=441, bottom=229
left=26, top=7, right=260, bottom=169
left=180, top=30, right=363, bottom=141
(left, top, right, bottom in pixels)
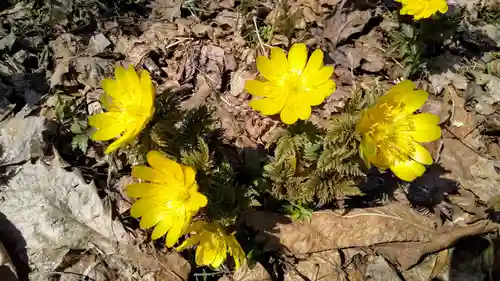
left=302, top=49, right=323, bottom=77
left=147, top=151, right=183, bottom=183
left=151, top=216, right=173, bottom=240
left=312, top=66, right=334, bottom=87
left=297, top=103, right=312, bottom=120
left=256, top=56, right=277, bottom=82
left=280, top=104, right=299, bottom=125
left=91, top=125, right=125, bottom=141
left=244, top=80, right=275, bottom=97
left=104, top=129, right=135, bottom=154
left=126, top=183, right=165, bottom=198
left=249, top=97, right=285, bottom=116
left=176, top=235, right=200, bottom=252
left=270, top=47, right=288, bottom=74
left=411, top=112, right=440, bottom=127
left=211, top=240, right=227, bottom=268
left=288, top=43, right=308, bottom=74
left=183, top=165, right=197, bottom=188
left=100, top=78, right=121, bottom=101
left=380, top=81, right=428, bottom=119
left=411, top=143, right=433, bottom=165
left=187, top=192, right=208, bottom=210
left=139, top=207, right=167, bottom=229
left=390, top=159, right=425, bottom=182
left=308, top=80, right=335, bottom=105
left=195, top=243, right=207, bottom=266
left=166, top=214, right=189, bottom=247
left=132, top=166, right=166, bottom=184
left=88, top=112, right=124, bottom=129
left=412, top=125, right=441, bottom=142
left=360, top=134, right=376, bottom=162
left=130, top=197, right=158, bottom=218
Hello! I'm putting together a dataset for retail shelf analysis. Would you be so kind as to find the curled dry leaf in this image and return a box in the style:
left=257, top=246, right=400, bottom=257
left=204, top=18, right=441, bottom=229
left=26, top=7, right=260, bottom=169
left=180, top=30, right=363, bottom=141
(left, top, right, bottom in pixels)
left=243, top=202, right=495, bottom=270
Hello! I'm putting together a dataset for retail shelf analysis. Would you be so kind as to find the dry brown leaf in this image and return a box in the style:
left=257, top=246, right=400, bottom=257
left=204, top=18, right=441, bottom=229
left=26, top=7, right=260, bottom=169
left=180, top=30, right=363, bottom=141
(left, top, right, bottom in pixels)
left=149, top=0, right=184, bottom=21
left=219, top=262, right=271, bottom=281
left=243, top=203, right=495, bottom=270
left=284, top=250, right=343, bottom=281
left=439, top=138, right=500, bottom=202
left=322, top=10, right=373, bottom=47
left=182, top=44, right=225, bottom=109
left=446, top=85, right=476, bottom=139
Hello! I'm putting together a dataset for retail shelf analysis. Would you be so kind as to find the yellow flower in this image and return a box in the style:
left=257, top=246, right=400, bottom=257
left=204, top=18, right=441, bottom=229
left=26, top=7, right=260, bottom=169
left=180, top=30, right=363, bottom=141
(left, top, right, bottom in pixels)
left=396, top=0, right=448, bottom=20
left=356, top=80, right=441, bottom=182
left=176, top=221, right=245, bottom=269
left=89, top=66, right=155, bottom=154
left=126, top=151, right=208, bottom=247
left=245, top=43, right=336, bottom=125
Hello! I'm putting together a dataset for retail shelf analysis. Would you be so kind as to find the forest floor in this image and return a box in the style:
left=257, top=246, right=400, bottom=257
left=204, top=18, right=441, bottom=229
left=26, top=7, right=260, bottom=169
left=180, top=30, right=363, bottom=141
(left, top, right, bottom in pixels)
left=0, top=0, right=500, bottom=280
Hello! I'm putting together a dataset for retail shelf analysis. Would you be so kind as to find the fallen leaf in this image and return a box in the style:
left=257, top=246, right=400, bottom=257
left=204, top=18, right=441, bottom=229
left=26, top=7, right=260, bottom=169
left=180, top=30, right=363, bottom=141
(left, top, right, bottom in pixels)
left=429, top=70, right=468, bottom=93
left=284, top=250, right=343, bottom=281
left=87, top=33, right=111, bottom=55
left=0, top=114, right=46, bottom=166
left=149, top=0, right=184, bottom=21
left=322, top=10, right=373, bottom=48
left=0, top=152, right=129, bottom=275
left=219, top=262, right=271, bottom=281
left=243, top=203, right=495, bottom=270
left=471, top=73, right=500, bottom=115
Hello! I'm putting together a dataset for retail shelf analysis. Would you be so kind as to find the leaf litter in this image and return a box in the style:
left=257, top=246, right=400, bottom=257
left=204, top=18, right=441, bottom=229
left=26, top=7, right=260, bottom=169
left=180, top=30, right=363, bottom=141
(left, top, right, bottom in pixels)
left=0, top=0, right=500, bottom=280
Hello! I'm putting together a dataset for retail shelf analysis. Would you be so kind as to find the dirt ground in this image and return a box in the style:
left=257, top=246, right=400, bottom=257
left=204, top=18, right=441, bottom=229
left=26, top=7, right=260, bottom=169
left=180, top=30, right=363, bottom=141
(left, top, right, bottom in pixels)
left=0, top=0, right=500, bottom=280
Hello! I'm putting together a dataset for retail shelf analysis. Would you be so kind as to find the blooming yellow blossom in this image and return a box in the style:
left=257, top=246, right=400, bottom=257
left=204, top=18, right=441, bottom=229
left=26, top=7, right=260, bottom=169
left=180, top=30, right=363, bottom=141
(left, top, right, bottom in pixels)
left=356, top=80, right=441, bottom=182
left=89, top=66, right=155, bottom=154
left=126, top=151, right=208, bottom=247
left=176, top=221, right=245, bottom=269
left=396, top=0, right=448, bottom=20
left=245, top=43, right=336, bottom=125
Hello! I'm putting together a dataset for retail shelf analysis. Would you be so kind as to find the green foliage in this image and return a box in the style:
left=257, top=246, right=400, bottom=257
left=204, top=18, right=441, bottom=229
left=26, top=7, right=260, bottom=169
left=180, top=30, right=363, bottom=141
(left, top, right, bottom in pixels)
left=70, top=119, right=89, bottom=153
left=263, top=89, right=378, bottom=206
left=284, top=202, right=313, bottom=222
left=385, top=8, right=465, bottom=78
left=126, top=91, right=221, bottom=164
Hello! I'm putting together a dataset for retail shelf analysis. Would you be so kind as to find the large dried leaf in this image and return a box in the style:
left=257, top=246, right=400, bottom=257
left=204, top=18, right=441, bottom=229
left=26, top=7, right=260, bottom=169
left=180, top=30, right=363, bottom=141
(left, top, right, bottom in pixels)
left=243, top=203, right=495, bottom=270
left=0, top=155, right=129, bottom=275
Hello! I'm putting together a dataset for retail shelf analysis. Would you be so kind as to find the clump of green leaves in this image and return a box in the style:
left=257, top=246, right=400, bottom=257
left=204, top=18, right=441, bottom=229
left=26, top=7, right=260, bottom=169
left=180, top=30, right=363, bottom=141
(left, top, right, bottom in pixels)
left=264, top=89, right=378, bottom=206
left=181, top=138, right=255, bottom=227
left=284, top=202, right=313, bottom=222
left=385, top=8, right=465, bottom=78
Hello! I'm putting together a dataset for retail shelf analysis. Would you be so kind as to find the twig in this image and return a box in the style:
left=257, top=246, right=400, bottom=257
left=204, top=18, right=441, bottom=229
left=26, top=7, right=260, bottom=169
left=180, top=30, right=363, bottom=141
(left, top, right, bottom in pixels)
left=253, top=16, right=266, bottom=54
left=42, top=271, right=97, bottom=281
left=444, top=127, right=496, bottom=160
